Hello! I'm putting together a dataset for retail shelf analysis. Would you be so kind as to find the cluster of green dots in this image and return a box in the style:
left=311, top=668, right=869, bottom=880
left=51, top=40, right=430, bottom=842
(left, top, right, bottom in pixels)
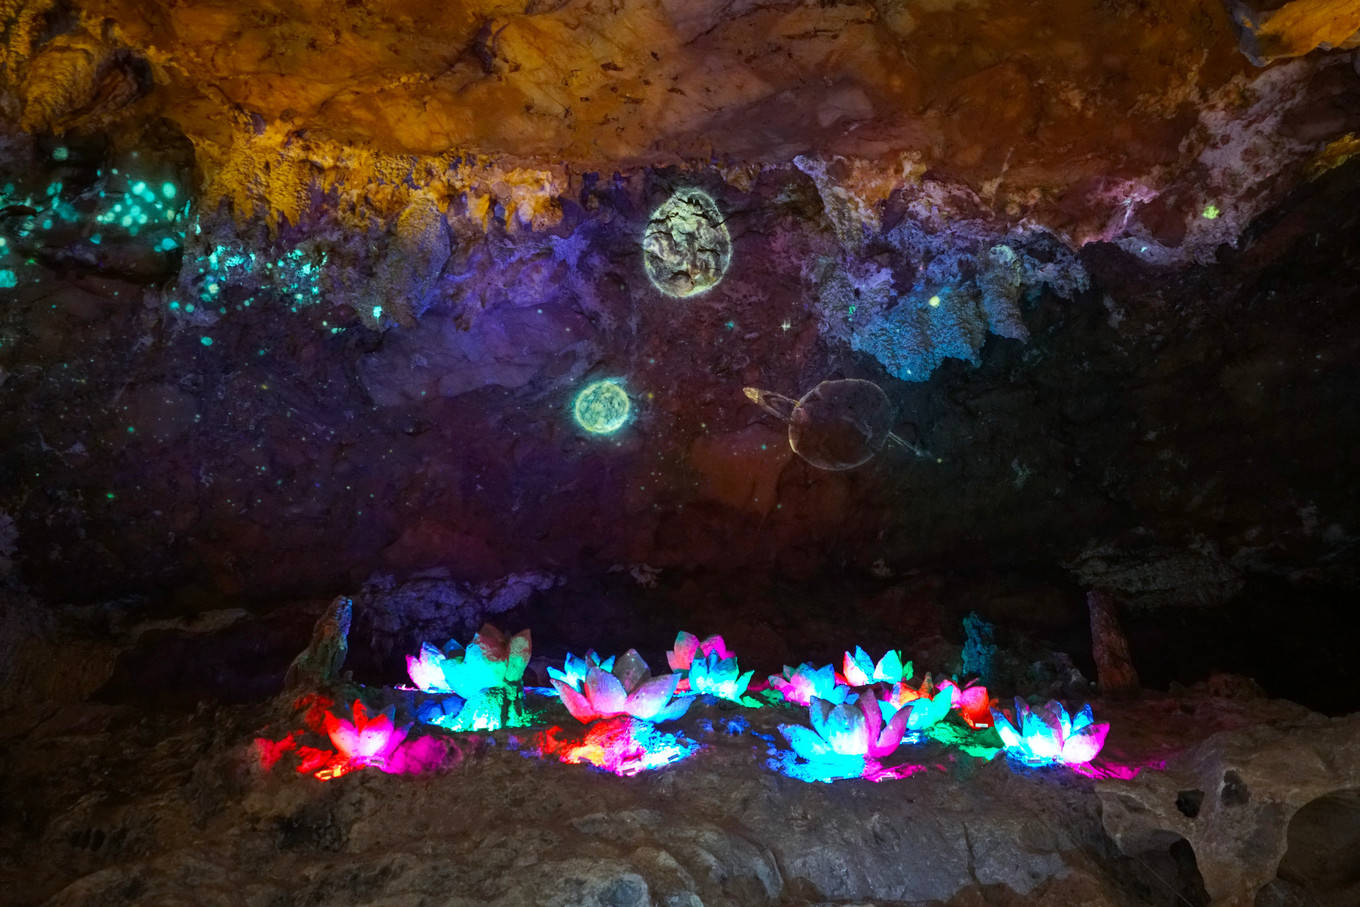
left=167, top=242, right=334, bottom=343
left=0, top=150, right=189, bottom=291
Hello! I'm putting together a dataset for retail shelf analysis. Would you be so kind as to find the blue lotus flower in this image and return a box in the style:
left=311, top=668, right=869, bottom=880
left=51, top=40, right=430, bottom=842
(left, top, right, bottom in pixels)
left=991, top=698, right=1109, bottom=766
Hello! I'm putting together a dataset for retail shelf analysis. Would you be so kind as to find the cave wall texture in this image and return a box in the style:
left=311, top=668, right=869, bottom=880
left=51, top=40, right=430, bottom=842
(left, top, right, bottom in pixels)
left=1, top=0, right=1359, bottom=682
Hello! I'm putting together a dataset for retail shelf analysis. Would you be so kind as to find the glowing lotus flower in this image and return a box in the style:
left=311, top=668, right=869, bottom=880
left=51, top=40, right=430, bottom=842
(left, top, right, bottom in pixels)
left=938, top=678, right=994, bottom=729
left=781, top=692, right=911, bottom=761
left=547, top=650, right=616, bottom=688
left=991, top=698, right=1109, bottom=766
left=688, top=650, right=755, bottom=702
left=323, top=700, right=410, bottom=770
left=666, top=631, right=734, bottom=671
left=405, top=624, right=531, bottom=698
left=551, top=649, right=692, bottom=724
left=768, top=663, right=851, bottom=707
left=841, top=646, right=911, bottom=687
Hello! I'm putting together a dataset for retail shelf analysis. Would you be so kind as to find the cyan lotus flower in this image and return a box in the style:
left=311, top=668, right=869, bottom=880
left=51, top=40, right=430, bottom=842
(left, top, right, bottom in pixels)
left=688, top=650, right=755, bottom=702
left=768, top=663, right=851, bottom=707
left=547, top=650, right=616, bottom=688
left=666, top=631, right=734, bottom=671
left=991, top=698, right=1110, bottom=765
left=780, top=692, right=911, bottom=761
left=551, top=649, right=692, bottom=724
left=405, top=624, right=531, bottom=698
left=877, top=684, right=953, bottom=732
left=841, top=646, right=912, bottom=687
left=323, top=700, right=410, bottom=770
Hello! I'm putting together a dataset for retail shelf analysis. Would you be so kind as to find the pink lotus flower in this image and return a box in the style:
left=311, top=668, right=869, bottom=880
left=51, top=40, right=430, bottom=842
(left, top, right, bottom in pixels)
left=666, top=631, right=733, bottom=671
left=323, top=700, right=410, bottom=770
left=552, top=649, right=692, bottom=724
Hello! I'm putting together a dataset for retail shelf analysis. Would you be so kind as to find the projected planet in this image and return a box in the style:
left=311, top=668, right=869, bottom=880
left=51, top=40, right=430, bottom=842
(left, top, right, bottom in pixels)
left=743, top=379, right=925, bottom=470
left=574, top=379, right=631, bottom=435
left=642, top=188, right=732, bottom=297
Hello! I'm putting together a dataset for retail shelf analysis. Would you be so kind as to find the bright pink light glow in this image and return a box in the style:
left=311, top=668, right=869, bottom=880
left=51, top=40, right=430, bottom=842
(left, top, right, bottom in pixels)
left=324, top=700, right=410, bottom=768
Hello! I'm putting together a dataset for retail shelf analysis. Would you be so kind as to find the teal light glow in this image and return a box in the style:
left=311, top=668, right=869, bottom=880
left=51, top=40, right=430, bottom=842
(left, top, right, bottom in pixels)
left=573, top=379, right=631, bottom=435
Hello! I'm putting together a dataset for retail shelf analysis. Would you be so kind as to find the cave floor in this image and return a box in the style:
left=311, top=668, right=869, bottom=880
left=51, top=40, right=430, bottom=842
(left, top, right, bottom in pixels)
left=4, top=687, right=1354, bottom=907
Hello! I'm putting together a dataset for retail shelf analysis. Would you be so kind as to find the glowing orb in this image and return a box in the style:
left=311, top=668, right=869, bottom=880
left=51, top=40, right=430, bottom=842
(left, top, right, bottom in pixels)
left=574, top=379, right=631, bottom=434
left=642, top=188, right=732, bottom=297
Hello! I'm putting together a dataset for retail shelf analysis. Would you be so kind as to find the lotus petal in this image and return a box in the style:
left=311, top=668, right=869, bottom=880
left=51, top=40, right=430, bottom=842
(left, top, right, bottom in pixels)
left=668, top=631, right=700, bottom=671
left=876, top=649, right=905, bottom=683
left=614, top=649, right=651, bottom=692
left=1045, top=700, right=1073, bottom=740
left=625, top=673, right=679, bottom=721
left=870, top=702, right=912, bottom=758
left=699, top=635, right=734, bottom=660
left=355, top=708, right=397, bottom=760
left=842, top=646, right=874, bottom=686
left=505, top=629, right=532, bottom=683
left=585, top=666, right=628, bottom=715
left=407, top=642, right=450, bottom=693
left=1060, top=721, right=1110, bottom=764
left=781, top=723, right=834, bottom=760
left=552, top=678, right=602, bottom=723
left=650, top=694, right=694, bottom=723
left=1071, top=703, right=1095, bottom=734
left=906, top=688, right=953, bottom=731
left=992, top=708, right=1022, bottom=749
left=957, top=684, right=993, bottom=729
left=821, top=702, right=869, bottom=756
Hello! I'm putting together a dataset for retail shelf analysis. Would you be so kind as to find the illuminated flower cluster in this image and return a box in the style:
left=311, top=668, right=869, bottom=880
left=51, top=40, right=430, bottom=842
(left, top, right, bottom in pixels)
left=991, top=699, right=1109, bottom=766
left=551, top=649, right=692, bottom=724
